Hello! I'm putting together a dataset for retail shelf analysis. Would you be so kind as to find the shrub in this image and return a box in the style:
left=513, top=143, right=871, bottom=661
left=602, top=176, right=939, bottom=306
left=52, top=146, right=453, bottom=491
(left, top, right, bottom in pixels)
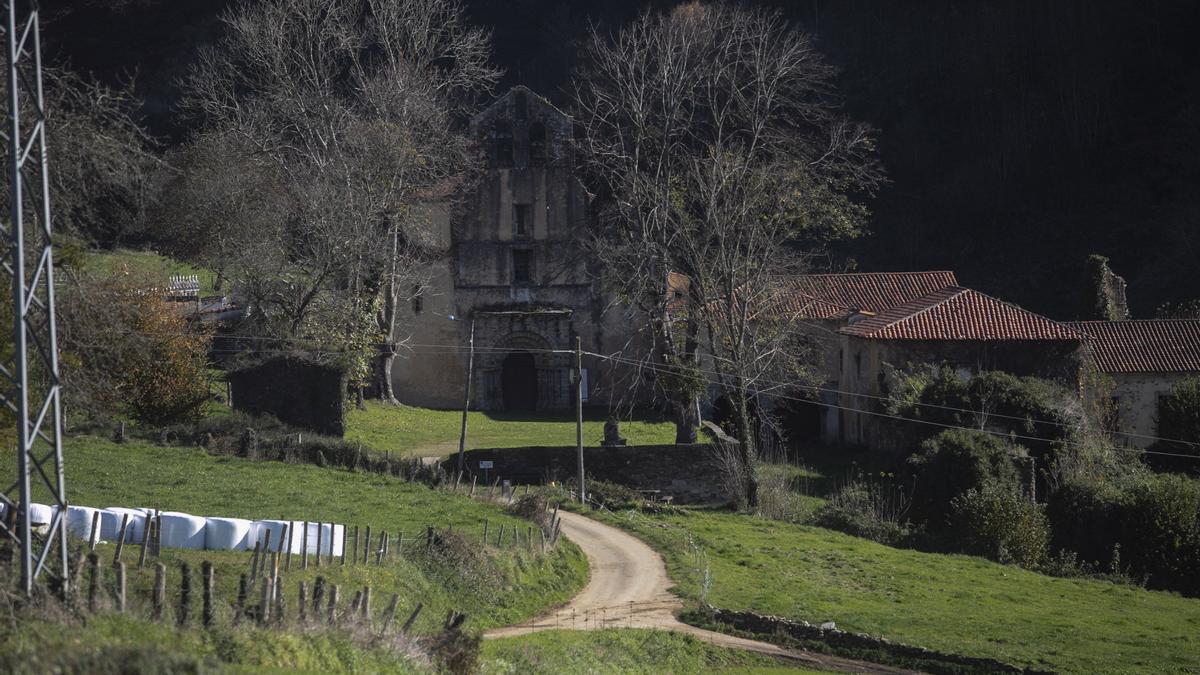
left=569, top=478, right=642, bottom=510
left=58, top=269, right=212, bottom=425
left=816, top=479, right=912, bottom=546
left=951, top=485, right=1050, bottom=569
left=907, top=429, right=1024, bottom=525
left=1047, top=473, right=1200, bottom=596
left=1151, top=377, right=1200, bottom=472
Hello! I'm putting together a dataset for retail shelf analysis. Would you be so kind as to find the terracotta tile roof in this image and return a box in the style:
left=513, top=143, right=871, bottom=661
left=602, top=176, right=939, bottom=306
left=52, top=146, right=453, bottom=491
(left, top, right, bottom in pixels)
left=1067, top=320, right=1200, bottom=373
left=762, top=271, right=959, bottom=320
left=841, top=286, right=1084, bottom=341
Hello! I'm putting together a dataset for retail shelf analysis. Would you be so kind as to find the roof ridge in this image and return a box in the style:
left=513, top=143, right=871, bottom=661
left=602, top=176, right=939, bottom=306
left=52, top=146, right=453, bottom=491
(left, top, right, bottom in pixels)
left=867, top=285, right=967, bottom=333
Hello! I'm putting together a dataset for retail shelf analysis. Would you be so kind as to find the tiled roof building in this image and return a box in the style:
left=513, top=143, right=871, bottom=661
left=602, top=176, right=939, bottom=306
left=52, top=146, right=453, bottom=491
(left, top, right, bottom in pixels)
left=842, top=287, right=1083, bottom=342
left=1068, top=319, right=1200, bottom=373
left=762, top=271, right=959, bottom=320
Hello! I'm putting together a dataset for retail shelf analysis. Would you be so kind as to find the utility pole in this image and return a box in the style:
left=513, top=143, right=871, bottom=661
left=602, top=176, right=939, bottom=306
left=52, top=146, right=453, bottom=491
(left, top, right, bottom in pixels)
left=456, top=315, right=475, bottom=476
left=0, top=0, right=69, bottom=596
left=575, top=336, right=585, bottom=505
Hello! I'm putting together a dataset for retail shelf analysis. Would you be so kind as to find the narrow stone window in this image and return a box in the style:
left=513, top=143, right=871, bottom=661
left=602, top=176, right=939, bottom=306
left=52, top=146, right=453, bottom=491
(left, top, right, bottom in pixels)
left=529, top=121, right=546, bottom=164
left=512, top=249, right=532, bottom=284
left=493, top=119, right=513, bottom=167
left=513, top=204, right=531, bottom=237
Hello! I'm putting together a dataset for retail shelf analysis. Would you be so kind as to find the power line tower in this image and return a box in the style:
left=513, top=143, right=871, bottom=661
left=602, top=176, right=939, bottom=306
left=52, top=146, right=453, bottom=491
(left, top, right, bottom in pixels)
left=0, top=0, right=68, bottom=596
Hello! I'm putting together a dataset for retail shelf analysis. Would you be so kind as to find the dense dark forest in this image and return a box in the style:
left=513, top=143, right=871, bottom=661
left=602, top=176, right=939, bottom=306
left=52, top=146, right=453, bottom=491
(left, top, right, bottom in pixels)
left=47, top=0, right=1200, bottom=319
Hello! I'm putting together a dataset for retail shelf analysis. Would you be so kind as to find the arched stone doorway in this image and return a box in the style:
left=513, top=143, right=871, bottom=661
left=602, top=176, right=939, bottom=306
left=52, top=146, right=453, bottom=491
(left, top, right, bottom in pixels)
left=501, top=350, right=538, bottom=411
left=477, top=329, right=571, bottom=411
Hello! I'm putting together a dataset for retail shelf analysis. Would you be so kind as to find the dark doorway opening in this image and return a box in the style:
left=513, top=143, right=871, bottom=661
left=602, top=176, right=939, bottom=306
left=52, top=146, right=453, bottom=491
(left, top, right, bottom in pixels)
left=501, top=351, right=538, bottom=411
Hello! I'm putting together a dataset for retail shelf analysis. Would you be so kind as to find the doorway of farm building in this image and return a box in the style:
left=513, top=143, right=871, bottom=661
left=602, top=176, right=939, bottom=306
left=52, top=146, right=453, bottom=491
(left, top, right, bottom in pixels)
left=502, top=350, right=538, bottom=411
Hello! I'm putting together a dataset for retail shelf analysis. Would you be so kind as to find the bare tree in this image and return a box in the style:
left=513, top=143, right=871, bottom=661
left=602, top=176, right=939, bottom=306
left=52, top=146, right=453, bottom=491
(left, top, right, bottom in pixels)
left=174, top=0, right=499, bottom=400
left=574, top=2, right=882, bottom=506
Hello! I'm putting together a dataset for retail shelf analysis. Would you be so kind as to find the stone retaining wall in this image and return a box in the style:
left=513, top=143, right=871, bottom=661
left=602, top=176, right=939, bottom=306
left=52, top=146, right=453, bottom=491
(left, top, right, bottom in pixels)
left=460, top=444, right=726, bottom=504
left=705, top=606, right=1055, bottom=674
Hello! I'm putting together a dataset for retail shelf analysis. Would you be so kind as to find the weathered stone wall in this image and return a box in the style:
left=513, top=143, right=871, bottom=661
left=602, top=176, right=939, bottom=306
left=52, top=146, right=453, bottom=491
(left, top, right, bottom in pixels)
left=229, top=357, right=347, bottom=437
left=1112, top=372, right=1189, bottom=448
left=460, top=444, right=727, bottom=504
left=705, top=607, right=1053, bottom=674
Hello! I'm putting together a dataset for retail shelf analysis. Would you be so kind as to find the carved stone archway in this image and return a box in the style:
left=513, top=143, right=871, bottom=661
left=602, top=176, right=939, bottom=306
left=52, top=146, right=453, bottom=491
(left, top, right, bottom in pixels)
left=476, top=329, right=572, bottom=411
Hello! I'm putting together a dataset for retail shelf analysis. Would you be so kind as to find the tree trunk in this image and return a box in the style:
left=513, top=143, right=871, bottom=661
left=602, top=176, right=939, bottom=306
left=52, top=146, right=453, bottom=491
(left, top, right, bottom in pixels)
left=732, top=385, right=758, bottom=508
left=373, top=343, right=398, bottom=403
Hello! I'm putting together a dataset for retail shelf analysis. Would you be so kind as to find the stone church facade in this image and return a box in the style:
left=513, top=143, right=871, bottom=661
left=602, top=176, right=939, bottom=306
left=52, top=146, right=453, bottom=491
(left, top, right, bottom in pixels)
left=391, top=87, right=639, bottom=412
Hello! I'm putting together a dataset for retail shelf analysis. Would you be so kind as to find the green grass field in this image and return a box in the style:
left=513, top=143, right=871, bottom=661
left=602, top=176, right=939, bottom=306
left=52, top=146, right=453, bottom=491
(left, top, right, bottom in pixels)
left=346, top=402, right=678, bottom=458
left=3, top=435, right=587, bottom=667
left=587, top=507, right=1200, bottom=674
left=481, top=629, right=817, bottom=674
left=81, top=248, right=219, bottom=294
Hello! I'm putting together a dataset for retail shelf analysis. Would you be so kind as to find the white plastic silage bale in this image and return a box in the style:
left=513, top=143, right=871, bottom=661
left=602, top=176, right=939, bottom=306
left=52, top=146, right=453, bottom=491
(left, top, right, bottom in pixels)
left=101, top=508, right=146, bottom=542
left=330, top=524, right=344, bottom=557
left=27, top=503, right=54, bottom=526
left=64, top=505, right=101, bottom=541
left=159, top=511, right=206, bottom=550
left=204, top=517, right=253, bottom=551
left=249, top=519, right=291, bottom=553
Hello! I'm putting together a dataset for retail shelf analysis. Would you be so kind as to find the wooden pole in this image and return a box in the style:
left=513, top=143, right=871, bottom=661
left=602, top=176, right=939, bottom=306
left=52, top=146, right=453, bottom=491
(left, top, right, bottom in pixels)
left=235, top=572, right=247, bottom=624
left=363, top=525, right=371, bottom=565
left=201, top=561, right=214, bottom=628
left=301, top=522, right=309, bottom=570
left=250, top=540, right=262, bottom=580
left=576, top=335, right=586, bottom=505
left=361, top=585, right=371, bottom=619
left=315, top=523, right=323, bottom=568
left=88, top=511, right=100, bottom=551
left=178, top=562, right=191, bottom=627
left=285, top=522, right=294, bottom=571
left=352, top=525, right=359, bottom=565
left=113, top=562, right=126, bottom=613
left=137, top=512, right=151, bottom=569
left=87, top=553, right=99, bottom=612
left=470, top=475, right=477, bottom=497
left=481, top=520, right=489, bottom=550
left=457, top=315, right=475, bottom=477
left=381, top=593, right=399, bottom=634
left=153, top=563, right=166, bottom=620
left=258, top=575, right=271, bottom=625
left=401, top=602, right=423, bottom=635
left=112, top=514, right=129, bottom=565
left=327, top=584, right=338, bottom=624
left=298, top=581, right=307, bottom=623
left=341, top=526, right=347, bottom=566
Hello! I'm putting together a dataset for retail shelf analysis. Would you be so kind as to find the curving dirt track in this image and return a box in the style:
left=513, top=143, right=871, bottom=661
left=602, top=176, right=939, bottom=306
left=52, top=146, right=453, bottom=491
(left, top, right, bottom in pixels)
left=485, top=510, right=916, bottom=673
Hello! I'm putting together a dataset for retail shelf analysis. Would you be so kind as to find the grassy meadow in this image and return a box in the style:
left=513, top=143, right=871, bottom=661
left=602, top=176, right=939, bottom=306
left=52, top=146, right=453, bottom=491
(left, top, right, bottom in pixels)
left=346, top=402, right=678, bottom=458
left=587, top=507, right=1200, bottom=674
left=81, top=248, right=220, bottom=294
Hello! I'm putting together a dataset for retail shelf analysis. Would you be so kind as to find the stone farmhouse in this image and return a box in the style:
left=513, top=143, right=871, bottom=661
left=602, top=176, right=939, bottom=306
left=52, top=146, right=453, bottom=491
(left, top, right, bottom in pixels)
left=1069, top=319, right=1200, bottom=447
left=391, top=86, right=640, bottom=412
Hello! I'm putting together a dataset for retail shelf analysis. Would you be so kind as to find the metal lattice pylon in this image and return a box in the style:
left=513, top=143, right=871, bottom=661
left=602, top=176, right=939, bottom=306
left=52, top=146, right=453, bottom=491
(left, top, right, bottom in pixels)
left=0, top=0, right=68, bottom=596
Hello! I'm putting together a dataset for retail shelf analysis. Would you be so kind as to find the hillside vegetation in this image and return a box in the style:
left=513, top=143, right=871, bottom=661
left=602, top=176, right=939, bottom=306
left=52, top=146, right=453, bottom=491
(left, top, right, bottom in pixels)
left=1, top=436, right=588, bottom=671
left=589, top=507, right=1200, bottom=674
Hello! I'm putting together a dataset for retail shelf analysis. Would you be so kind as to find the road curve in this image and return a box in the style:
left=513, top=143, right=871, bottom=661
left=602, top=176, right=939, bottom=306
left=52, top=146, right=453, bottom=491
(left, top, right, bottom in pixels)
left=485, top=510, right=916, bottom=674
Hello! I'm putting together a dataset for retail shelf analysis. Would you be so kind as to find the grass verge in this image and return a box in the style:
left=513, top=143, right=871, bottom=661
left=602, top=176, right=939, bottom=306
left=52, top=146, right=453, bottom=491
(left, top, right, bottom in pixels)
left=345, top=402, right=678, bottom=457
left=480, top=628, right=816, bottom=674
left=586, top=507, right=1200, bottom=674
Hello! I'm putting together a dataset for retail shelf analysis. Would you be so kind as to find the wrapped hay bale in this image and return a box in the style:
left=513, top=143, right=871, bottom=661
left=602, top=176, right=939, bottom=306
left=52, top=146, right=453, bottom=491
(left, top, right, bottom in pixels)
left=160, top=511, right=206, bottom=550
left=63, top=505, right=101, bottom=541
left=205, top=517, right=254, bottom=551
left=251, top=519, right=294, bottom=553
left=101, top=507, right=146, bottom=542
left=27, top=503, right=54, bottom=526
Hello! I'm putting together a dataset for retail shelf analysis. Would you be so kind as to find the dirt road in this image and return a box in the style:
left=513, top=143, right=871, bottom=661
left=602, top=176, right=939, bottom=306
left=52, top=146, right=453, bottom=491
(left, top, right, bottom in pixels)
left=485, top=510, right=916, bottom=673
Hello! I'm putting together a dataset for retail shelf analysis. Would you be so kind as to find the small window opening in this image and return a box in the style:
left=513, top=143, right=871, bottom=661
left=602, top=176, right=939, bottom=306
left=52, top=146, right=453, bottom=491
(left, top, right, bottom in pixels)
left=513, top=204, right=531, bottom=237
left=493, top=119, right=513, bottom=167
left=512, top=249, right=532, bottom=284
left=529, top=121, right=546, bottom=164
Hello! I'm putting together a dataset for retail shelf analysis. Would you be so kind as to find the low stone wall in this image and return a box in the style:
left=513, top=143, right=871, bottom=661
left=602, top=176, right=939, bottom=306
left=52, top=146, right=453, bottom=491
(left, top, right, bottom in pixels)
left=705, top=607, right=1054, bottom=674
left=460, top=444, right=726, bottom=504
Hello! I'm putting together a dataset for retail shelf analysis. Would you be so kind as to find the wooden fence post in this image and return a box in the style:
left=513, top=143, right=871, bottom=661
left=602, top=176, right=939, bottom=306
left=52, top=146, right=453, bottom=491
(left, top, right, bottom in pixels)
left=298, top=581, right=307, bottom=623
left=327, top=584, right=338, bottom=624
left=352, top=525, right=359, bottom=565
left=481, top=519, right=488, bottom=550
left=87, top=553, right=99, bottom=613
left=112, top=514, right=129, bottom=565
left=202, top=561, right=214, bottom=628
left=235, top=572, right=247, bottom=624
left=250, top=540, right=262, bottom=580
left=137, top=513, right=151, bottom=569
left=177, top=562, right=191, bottom=627
left=315, top=523, right=323, bottom=568
left=312, top=576, right=325, bottom=615
left=363, top=525, right=371, bottom=565
left=302, top=521, right=310, bottom=570
left=381, top=593, right=399, bottom=634
left=470, top=475, right=477, bottom=497
left=375, top=531, right=385, bottom=565
left=153, top=563, right=167, bottom=620
left=361, top=585, right=371, bottom=620
left=401, top=602, right=423, bottom=635
left=527, top=526, right=533, bottom=552
left=88, top=511, right=100, bottom=552
left=113, top=561, right=126, bottom=613
left=341, top=526, right=347, bottom=567
left=258, top=575, right=271, bottom=625
left=274, top=575, right=285, bottom=625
